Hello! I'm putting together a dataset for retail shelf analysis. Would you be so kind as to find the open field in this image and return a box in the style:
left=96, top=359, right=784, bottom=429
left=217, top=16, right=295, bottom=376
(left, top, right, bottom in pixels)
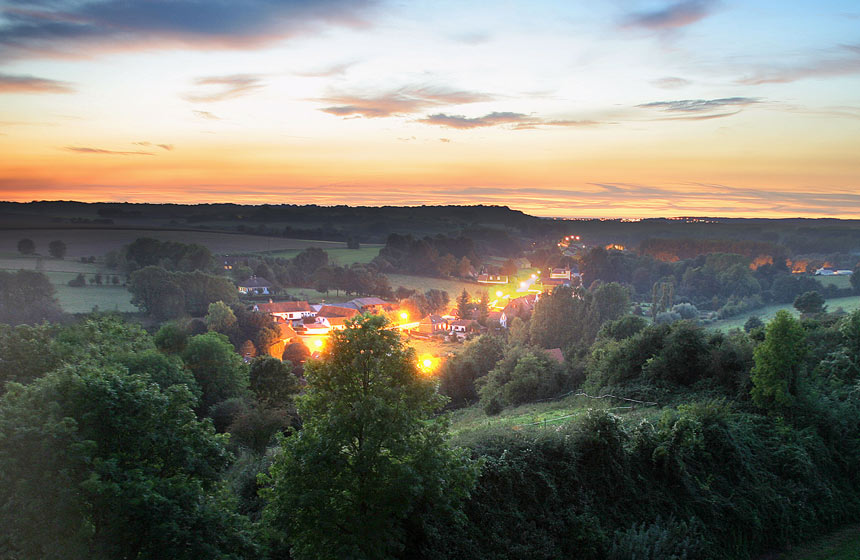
left=773, top=524, right=860, bottom=559
left=0, top=254, right=136, bottom=313
left=386, top=273, right=490, bottom=298
left=448, top=393, right=654, bottom=437
left=266, top=245, right=381, bottom=266
left=405, top=335, right=463, bottom=359
left=0, top=228, right=348, bottom=257
left=709, top=295, right=860, bottom=331
left=817, top=274, right=853, bottom=290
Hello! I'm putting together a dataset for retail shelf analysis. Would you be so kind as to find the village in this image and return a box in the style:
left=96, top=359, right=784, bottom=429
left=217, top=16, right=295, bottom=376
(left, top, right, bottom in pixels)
left=236, top=260, right=585, bottom=373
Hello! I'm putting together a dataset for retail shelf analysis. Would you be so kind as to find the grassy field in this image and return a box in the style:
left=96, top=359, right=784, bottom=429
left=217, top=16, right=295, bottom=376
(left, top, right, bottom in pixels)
left=0, top=228, right=348, bottom=257
left=266, top=245, right=381, bottom=266
left=774, top=524, right=860, bottom=559
left=448, top=393, right=653, bottom=436
left=709, top=295, right=860, bottom=332
left=386, top=273, right=491, bottom=298
left=0, top=254, right=136, bottom=313
left=817, top=275, right=853, bottom=289
left=406, top=336, right=463, bottom=358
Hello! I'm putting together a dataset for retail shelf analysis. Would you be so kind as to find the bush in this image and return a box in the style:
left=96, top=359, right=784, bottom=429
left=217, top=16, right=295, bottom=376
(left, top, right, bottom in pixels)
left=67, top=273, right=86, bottom=287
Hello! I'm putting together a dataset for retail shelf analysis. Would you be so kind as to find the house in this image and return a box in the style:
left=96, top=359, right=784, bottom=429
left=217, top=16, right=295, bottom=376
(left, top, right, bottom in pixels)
left=487, top=311, right=503, bottom=324
left=500, top=294, right=538, bottom=328
left=348, top=297, right=395, bottom=314
left=302, top=323, right=330, bottom=336
left=477, top=273, right=509, bottom=284
left=550, top=267, right=571, bottom=281
left=320, top=316, right=350, bottom=330
left=237, top=275, right=271, bottom=295
left=542, top=348, right=565, bottom=364
left=418, top=315, right=448, bottom=334
left=449, top=319, right=479, bottom=337
left=316, top=305, right=359, bottom=320
left=275, top=323, right=298, bottom=344
left=816, top=267, right=854, bottom=276
left=254, top=300, right=315, bottom=322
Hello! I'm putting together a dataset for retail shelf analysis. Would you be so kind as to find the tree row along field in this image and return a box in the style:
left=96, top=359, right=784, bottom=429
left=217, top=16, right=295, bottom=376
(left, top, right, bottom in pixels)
left=0, top=229, right=351, bottom=257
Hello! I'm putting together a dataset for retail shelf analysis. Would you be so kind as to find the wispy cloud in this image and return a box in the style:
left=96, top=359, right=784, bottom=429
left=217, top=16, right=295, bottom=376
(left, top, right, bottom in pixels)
left=64, top=146, right=154, bottom=155
left=0, top=73, right=74, bottom=94
left=192, top=110, right=221, bottom=120
left=419, top=111, right=603, bottom=130
left=318, top=86, right=492, bottom=118
left=651, top=76, right=691, bottom=89
left=737, top=44, right=860, bottom=84
left=621, top=0, right=716, bottom=30
left=0, top=0, right=376, bottom=59
left=184, top=74, right=263, bottom=102
left=294, top=61, right=355, bottom=78
left=133, top=141, right=173, bottom=151
left=636, top=97, right=761, bottom=120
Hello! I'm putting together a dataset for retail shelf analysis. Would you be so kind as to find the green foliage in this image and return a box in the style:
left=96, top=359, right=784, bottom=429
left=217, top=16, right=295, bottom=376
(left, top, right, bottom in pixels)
left=751, top=310, right=807, bottom=411
left=262, top=314, right=478, bottom=560
left=129, top=266, right=237, bottom=320
left=477, top=345, right=568, bottom=409
left=744, top=315, right=764, bottom=332
left=206, top=300, right=238, bottom=332
left=0, top=269, right=63, bottom=325
left=597, top=315, right=649, bottom=341
left=124, top=236, right=214, bottom=272
left=794, top=290, right=827, bottom=315
left=248, top=356, right=300, bottom=407
left=457, top=288, right=471, bottom=319
left=530, top=283, right=630, bottom=351
left=0, top=323, right=256, bottom=559
left=0, top=323, right=60, bottom=391
left=154, top=320, right=189, bottom=354
left=182, top=332, right=249, bottom=414
left=439, top=334, right=505, bottom=407
left=608, top=517, right=709, bottom=560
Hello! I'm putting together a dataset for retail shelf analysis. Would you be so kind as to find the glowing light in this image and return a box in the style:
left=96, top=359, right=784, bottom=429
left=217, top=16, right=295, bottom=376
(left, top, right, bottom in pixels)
left=400, top=311, right=408, bottom=320
left=496, top=290, right=503, bottom=297
left=520, top=281, right=527, bottom=289
left=314, top=339, right=324, bottom=348
left=417, top=353, right=439, bottom=375
left=530, top=274, right=536, bottom=279
left=423, top=358, right=433, bottom=368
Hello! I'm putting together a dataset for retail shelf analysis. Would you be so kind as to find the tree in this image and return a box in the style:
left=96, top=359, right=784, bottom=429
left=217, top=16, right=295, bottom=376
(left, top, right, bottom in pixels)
left=744, top=316, right=764, bottom=333
left=794, top=290, right=827, bottom=315
left=205, top=300, right=237, bottom=333
left=262, top=315, right=477, bottom=559
left=249, top=355, right=300, bottom=407
left=0, top=270, right=63, bottom=325
left=282, top=342, right=310, bottom=374
left=0, top=364, right=255, bottom=559
left=456, top=288, right=471, bottom=319
left=852, top=264, right=860, bottom=294
left=181, top=332, right=249, bottom=414
left=750, top=310, right=807, bottom=412
left=48, top=240, right=67, bottom=259
left=500, top=258, right=518, bottom=276
left=17, top=238, right=35, bottom=255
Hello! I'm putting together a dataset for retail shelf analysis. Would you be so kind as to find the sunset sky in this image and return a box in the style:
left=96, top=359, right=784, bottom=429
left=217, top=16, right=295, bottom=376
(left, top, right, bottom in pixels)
left=1, top=0, right=859, bottom=218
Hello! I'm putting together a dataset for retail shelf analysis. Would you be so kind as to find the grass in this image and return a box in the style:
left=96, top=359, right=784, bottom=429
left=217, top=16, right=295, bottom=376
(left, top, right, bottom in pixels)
left=773, top=524, right=860, bottom=559
left=448, top=393, right=656, bottom=436
left=817, top=275, right=853, bottom=290
left=405, top=335, right=463, bottom=358
left=0, top=254, right=136, bottom=313
left=273, top=287, right=350, bottom=303
left=0, top=229, right=350, bottom=258
left=386, top=273, right=492, bottom=298
left=266, top=245, right=382, bottom=266
left=709, top=295, right=860, bottom=332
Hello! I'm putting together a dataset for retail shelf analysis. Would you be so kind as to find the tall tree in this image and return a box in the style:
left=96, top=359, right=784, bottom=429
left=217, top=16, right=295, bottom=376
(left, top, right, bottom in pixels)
left=48, top=240, right=67, bottom=259
left=750, top=310, right=807, bottom=412
left=262, top=315, right=477, bottom=560
left=456, top=288, right=471, bottom=319
left=16, top=238, right=35, bottom=255
left=0, top=270, right=63, bottom=326
left=181, top=332, right=249, bottom=414
left=794, top=291, right=826, bottom=315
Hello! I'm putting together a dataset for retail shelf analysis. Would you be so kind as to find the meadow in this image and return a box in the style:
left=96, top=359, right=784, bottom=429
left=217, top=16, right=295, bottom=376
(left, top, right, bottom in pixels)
left=266, top=245, right=381, bottom=266
left=386, top=273, right=490, bottom=299
left=708, top=295, right=860, bottom=331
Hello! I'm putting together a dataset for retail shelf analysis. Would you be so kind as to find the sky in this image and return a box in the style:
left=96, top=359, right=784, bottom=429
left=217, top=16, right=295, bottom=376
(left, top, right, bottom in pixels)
left=0, top=0, right=859, bottom=218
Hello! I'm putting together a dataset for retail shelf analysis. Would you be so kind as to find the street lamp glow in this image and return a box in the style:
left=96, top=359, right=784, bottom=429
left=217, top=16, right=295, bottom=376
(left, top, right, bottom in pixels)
left=423, top=358, right=433, bottom=368
left=314, top=339, right=323, bottom=348
left=496, top=290, right=503, bottom=297
left=400, top=311, right=408, bottom=320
